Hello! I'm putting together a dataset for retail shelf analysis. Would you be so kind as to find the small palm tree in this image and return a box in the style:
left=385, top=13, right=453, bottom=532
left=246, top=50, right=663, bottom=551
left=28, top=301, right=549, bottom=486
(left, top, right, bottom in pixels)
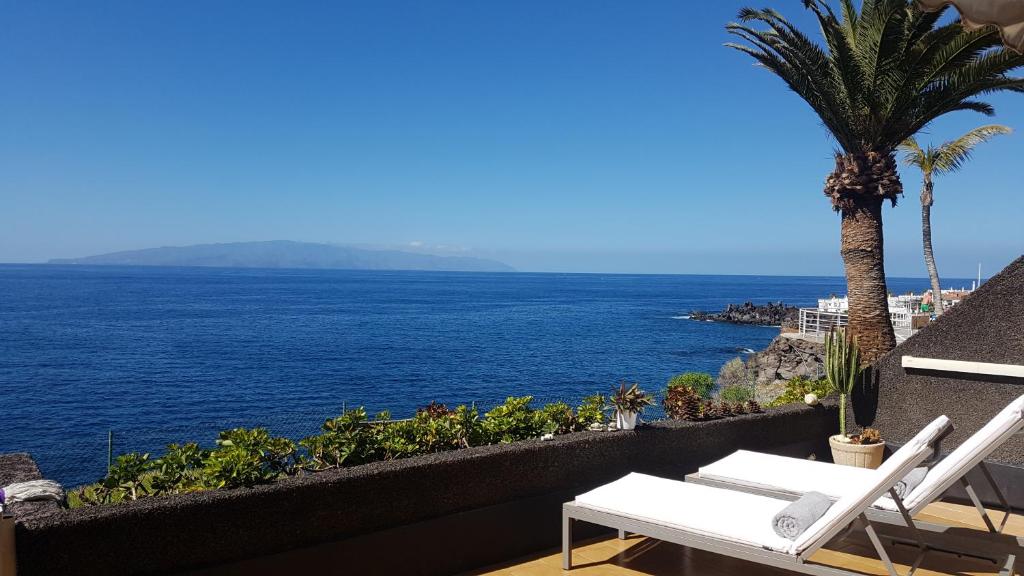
left=899, top=125, right=1011, bottom=314
left=726, top=0, right=1024, bottom=362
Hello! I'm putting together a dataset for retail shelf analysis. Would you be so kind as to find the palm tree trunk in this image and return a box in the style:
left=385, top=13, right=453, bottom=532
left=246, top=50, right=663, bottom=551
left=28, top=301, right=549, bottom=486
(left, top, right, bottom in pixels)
left=840, top=197, right=897, bottom=363
left=825, top=151, right=901, bottom=364
left=920, top=178, right=943, bottom=314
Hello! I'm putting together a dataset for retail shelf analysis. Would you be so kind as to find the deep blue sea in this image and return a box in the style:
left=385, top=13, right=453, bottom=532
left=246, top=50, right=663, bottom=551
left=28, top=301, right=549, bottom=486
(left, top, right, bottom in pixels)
left=0, top=265, right=967, bottom=487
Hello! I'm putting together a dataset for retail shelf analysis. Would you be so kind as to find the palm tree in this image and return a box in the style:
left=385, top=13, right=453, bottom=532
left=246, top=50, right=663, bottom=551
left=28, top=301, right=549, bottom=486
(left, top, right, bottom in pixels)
left=899, top=125, right=1011, bottom=314
left=726, top=0, right=1024, bottom=362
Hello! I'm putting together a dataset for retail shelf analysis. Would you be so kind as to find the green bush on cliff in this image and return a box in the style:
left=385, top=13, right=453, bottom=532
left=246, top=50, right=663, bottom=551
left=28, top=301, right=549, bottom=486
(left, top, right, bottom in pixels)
left=667, top=372, right=716, bottom=398
left=718, top=384, right=754, bottom=404
left=767, top=377, right=833, bottom=408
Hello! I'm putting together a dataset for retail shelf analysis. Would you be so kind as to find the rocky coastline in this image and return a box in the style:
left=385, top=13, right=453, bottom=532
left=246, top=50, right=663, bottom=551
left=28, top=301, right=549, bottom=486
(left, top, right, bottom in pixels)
left=690, top=301, right=799, bottom=330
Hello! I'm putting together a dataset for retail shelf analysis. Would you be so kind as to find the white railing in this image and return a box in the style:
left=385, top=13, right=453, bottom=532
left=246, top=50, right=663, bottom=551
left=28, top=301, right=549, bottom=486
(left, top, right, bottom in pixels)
left=799, top=308, right=848, bottom=335
left=800, top=307, right=915, bottom=337
left=890, top=309, right=912, bottom=330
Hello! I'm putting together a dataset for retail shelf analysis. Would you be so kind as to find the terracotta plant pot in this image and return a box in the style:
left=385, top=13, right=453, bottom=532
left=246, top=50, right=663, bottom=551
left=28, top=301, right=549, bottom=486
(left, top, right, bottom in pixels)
left=829, top=435, right=885, bottom=469
left=616, top=410, right=639, bottom=431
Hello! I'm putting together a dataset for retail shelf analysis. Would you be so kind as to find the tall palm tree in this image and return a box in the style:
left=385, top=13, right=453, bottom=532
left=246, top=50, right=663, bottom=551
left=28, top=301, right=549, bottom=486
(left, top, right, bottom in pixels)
left=726, top=0, right=1024, bottom=362
left=899, top=125, right=1011, bottom=314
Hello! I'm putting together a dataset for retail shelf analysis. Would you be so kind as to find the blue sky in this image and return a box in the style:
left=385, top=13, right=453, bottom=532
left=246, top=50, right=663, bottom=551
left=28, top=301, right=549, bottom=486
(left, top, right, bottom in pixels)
left=1, top=1, right=1021, bottom=277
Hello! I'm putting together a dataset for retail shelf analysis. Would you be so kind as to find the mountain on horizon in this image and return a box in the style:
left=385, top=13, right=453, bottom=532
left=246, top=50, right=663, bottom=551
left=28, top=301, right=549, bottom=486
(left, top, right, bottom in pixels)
left=48, top=241, right=516, bottom=273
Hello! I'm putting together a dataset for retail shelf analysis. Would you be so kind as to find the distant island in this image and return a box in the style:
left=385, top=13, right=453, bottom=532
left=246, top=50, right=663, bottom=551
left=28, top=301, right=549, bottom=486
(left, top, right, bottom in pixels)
left=48, top=240, right=516, bottom=273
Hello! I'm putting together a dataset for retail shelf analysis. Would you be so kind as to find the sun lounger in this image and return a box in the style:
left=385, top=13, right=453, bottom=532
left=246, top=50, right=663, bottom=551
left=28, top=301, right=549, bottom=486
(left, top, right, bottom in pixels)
left=687, top=394, right=1024, bottom=539
left=562, top=416, right=1016, bottom=576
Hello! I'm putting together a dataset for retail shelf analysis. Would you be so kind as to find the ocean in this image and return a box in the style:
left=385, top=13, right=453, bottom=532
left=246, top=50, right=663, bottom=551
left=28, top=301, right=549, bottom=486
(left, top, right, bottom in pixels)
left=0, top=265, right=965, bottom=487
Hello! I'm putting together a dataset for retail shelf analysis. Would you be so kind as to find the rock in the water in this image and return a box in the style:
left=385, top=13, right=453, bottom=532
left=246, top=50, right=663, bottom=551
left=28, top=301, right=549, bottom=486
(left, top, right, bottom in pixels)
left=690, top=301, right=799, bottom=329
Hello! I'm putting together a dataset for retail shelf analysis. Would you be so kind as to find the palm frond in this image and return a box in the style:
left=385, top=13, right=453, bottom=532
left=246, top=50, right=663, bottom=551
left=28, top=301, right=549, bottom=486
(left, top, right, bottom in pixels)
left=932, top=124, right=1012, bottom=174
left=727, top=0, right=1024, bottom=155
left=897, top=136, right=929, bottom=171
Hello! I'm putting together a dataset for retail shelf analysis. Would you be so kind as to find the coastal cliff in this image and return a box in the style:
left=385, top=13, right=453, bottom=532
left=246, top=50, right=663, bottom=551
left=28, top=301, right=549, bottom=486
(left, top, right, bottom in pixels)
left=749, top=335, right=825, bottom=385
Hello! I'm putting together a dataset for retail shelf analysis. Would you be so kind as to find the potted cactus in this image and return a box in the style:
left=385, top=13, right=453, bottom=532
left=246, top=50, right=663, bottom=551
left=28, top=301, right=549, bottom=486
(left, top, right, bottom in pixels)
left=825, top=328, right=885, bottom=468
left=610, top=382, right=654, bottom=431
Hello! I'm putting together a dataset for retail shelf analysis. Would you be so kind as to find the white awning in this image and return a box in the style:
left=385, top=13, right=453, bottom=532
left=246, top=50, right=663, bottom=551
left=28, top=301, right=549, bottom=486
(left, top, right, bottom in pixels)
left=917, top=0, right=1024, bottom=52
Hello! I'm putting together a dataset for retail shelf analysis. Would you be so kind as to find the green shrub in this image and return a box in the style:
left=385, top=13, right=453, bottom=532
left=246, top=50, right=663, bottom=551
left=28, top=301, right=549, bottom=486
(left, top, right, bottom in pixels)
left=767, top=377, right=833, bottom=408
left=667, top=372, right=716, bottom=399
left=202, top=428, right=296, bottom=489
left=539, top=402, right=578, bottom=434
left=717, top=357, right=751, bottom=389
left=576, top=394, right=607, bottom=428
left=300, top=409, right=369, bottom=470
left=151, top=443, right=207, bottom=494
left=483, top=396, right=545, bottom=443
left=718, top=384, right=754, bottom=404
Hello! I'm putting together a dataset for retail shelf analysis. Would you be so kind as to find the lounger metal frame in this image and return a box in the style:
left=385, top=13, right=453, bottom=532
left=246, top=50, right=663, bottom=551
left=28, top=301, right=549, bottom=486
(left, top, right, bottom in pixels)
left=684, top=418, right=1024, bottom=552
left=563, top=439, right=1019, bottom=576
left=686, top=462, right=1019, bottom=543
left=563, top=487, right=1017, bottom=576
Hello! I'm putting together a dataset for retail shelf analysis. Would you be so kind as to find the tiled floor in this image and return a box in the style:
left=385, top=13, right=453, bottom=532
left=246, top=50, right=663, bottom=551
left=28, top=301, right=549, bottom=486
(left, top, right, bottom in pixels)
left=465, top=501, right=1024, bottom=576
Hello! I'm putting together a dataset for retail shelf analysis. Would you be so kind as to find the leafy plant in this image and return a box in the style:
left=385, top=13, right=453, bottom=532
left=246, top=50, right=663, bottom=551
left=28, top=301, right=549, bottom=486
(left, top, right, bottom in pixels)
left=667, top=372, right=715, bottom=399
left=850, top=427, right=883, bottom=445
left=610, top=382, right=654, bottom=414
left=483, top=396, right=545, bottom=443
left=663, top=385, right=703, bottom=421
left=575, top=394, right=607, bottom=428
left=824, top=328, right=862, bottom=438
left=151, top=443, right=207, bottom=494
left=301, top=408, right=373, bottom=470
left=539, top=402, right=578, bottom=435
left=718, top=384, right=754, bottom=404
left=767, top=377, right=833, bottom=408
left=203, top=428, right=296, bottom=489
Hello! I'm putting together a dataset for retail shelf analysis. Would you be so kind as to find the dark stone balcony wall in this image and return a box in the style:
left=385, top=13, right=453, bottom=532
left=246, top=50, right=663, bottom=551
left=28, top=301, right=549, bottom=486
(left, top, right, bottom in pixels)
left=4, top=403, right=835, bottom=576
left=854, top=256, right=1024, bottom=508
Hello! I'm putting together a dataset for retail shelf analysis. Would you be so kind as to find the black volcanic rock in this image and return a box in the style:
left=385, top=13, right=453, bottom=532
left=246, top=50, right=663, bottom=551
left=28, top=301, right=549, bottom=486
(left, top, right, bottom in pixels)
left=691, top=301, right=799, bottom=328
left=48, top=241, right=516, bottom=273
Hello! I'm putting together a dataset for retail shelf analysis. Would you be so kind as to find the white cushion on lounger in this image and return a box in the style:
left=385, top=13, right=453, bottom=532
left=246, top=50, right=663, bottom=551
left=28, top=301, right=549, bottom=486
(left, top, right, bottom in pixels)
left=791, top=415, right=951, bottom=554
left=698, top=450, right=903, bottom=512
left=575, top=472, right=799, bottom=553
left=903, top=394, right=1024, bottom=512
left=698, top=450, right=875, bottom=499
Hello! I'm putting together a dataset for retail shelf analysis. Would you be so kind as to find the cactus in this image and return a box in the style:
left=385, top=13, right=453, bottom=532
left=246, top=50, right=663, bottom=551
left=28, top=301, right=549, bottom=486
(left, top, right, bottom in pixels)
left=824, top=327, right=862, bottom=438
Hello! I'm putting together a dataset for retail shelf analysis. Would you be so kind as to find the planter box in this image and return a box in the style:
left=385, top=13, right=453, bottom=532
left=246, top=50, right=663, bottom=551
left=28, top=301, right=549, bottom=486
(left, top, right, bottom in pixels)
left=5, top=403, right=836, bottom=576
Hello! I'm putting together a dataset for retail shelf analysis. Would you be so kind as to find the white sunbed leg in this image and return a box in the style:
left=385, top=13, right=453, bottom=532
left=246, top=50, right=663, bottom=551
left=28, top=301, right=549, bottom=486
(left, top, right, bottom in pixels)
left=562, top=508, right=573, bottom=571
left=618, top=529, right=628, bottom=540
left=978, top=462, right=1013, bottom=534
left=861, top=513, right=903, bottom=576
left=961, top=475, right=999, bottom=534
left=888, top=488, right=928, bottom=551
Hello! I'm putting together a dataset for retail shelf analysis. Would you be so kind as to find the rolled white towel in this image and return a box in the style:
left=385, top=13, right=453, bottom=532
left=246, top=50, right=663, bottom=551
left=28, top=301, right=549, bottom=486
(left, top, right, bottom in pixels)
left=0, top=480, right=64, bottom=505
left=886, top=467, right=928, bottom=500
left=772, top=491, right=832, bottom=540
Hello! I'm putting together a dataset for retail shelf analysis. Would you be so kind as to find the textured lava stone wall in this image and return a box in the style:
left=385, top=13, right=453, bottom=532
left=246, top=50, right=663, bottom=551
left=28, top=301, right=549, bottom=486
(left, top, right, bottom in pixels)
left=6, top=403, right=835, bottom=576
left=854, top=256, right=1024, bottom=464
left=853, top=256, right=1024, bottom=508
